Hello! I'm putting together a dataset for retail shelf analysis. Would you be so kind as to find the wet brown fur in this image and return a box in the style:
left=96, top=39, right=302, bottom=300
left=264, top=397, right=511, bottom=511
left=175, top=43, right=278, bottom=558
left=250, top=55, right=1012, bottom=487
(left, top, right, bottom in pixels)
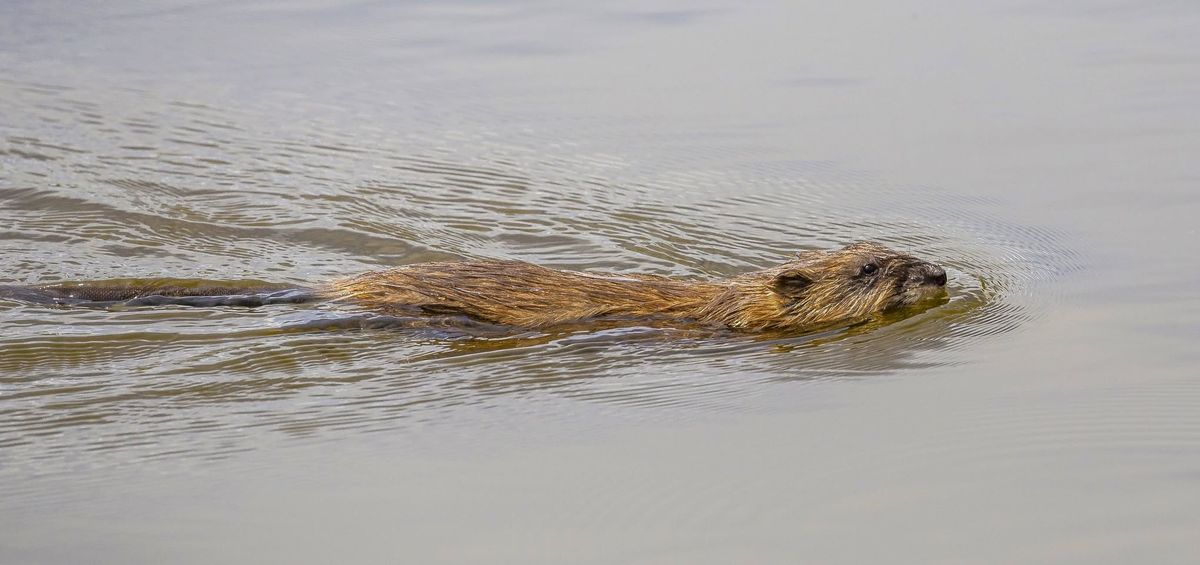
left=324, top=241, right=947, bottom=331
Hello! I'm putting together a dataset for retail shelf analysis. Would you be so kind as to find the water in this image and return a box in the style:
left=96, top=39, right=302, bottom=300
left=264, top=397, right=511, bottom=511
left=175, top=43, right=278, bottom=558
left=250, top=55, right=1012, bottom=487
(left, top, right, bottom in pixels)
left=1, top=1, right=1197, bottom=563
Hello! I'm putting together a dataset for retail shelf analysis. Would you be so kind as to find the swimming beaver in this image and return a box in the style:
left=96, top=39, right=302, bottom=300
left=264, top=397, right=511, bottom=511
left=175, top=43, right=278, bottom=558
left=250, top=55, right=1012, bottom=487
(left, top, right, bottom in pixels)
left=4, top=241, right=945, bottom=332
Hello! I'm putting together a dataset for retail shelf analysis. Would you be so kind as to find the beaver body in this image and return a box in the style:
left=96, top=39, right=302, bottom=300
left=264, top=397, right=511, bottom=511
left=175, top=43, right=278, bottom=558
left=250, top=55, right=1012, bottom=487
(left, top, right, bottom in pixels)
left=4, top=242, right=947, bottom=332
left=326, top=260, right=720, bottom=328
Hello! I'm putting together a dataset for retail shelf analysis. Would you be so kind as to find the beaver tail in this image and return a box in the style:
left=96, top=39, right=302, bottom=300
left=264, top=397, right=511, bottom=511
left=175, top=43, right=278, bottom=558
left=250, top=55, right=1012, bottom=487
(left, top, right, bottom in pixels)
left=0, top=278, right=320, bottom=308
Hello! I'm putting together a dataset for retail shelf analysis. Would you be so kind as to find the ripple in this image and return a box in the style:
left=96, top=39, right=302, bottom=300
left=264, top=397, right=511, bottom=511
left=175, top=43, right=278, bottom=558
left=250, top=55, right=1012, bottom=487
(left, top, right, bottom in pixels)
left=0, top=76, right=1081, bottom=465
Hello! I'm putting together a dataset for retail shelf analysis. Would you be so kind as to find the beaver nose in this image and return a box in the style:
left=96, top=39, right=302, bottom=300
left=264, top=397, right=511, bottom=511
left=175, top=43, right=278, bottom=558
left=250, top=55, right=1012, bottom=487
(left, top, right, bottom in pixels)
left=926, top=265, right=947, bottom=286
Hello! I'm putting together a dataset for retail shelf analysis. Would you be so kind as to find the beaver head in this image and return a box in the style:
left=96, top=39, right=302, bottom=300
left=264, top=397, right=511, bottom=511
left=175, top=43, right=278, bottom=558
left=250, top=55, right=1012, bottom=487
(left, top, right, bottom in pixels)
left=708, top=241, right=947, bottom=330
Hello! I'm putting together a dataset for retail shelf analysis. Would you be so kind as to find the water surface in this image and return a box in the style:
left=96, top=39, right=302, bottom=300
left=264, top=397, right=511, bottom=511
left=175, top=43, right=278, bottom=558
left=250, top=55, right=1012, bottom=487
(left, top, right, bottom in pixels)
left=1, top=1, right=1198, bottom=563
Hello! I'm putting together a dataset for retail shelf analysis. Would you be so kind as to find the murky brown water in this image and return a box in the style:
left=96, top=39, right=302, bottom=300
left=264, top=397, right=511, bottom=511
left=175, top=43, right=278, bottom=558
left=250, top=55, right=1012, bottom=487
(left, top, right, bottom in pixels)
left=2, top=1, right=1198, bottom=563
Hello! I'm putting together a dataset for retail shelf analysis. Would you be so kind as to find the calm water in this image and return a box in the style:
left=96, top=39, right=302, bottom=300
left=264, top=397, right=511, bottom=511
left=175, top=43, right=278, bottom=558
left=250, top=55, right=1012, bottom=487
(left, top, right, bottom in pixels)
left=2, top=1, right=1198, bottom=563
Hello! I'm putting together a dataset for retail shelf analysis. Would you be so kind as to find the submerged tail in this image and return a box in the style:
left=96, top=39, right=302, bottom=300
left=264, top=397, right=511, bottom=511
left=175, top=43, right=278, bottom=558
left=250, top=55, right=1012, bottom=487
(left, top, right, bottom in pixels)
left=0, top=278, right=321, bottom=308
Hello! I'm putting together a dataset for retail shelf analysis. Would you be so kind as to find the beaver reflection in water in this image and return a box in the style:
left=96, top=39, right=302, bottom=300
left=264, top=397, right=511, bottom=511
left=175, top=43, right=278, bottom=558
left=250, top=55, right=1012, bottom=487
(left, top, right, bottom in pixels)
left=7, top=242, right=947, bottom=333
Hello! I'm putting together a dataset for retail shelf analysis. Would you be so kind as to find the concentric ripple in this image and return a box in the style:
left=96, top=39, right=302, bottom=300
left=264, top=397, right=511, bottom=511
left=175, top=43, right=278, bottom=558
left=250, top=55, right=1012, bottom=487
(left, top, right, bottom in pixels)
left=0, top=76, right=1079, bottom=466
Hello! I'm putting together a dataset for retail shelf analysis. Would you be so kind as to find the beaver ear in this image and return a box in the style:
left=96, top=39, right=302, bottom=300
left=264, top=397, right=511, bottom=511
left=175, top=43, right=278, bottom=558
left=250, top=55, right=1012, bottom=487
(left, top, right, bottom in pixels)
left=771, top=268, right=814, bottom=298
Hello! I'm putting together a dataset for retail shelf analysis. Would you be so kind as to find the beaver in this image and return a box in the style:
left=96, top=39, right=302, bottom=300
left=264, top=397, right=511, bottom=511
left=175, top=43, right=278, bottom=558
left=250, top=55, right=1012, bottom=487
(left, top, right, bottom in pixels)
left=3, top=241, right=946, bottom=332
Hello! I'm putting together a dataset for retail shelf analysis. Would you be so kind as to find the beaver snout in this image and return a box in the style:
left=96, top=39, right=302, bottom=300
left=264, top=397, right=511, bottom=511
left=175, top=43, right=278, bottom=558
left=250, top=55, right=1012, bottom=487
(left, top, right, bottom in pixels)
left=909, top=263, right=947, bottom=287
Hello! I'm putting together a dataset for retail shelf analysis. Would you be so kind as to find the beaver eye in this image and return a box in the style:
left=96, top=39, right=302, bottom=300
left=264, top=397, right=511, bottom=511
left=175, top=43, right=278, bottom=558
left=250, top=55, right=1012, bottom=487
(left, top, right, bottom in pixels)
left=859, top=263, right=879, bottom=276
